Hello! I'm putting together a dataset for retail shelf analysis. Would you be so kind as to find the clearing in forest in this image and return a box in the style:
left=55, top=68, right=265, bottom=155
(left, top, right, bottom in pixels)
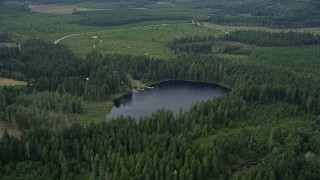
left=0, top=121, right=21, bottom=140
left=0, top=77, right=27, bottom=86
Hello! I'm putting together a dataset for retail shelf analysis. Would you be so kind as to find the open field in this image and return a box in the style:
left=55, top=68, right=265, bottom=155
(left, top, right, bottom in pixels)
left=0, top=77, right=27, bottom=86
left=61, top=23, right=222, bottom=57
left=28, top=4, right=106, bottom=14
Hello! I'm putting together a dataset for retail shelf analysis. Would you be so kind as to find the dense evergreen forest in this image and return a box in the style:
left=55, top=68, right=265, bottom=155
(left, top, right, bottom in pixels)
left=0, top=2, right=30, bottom=14
left=187, top=0, right=320, bottom=28
left=74, top=9, right=189, bottom=27
left=69, top=0, right=320, bottom=28
left=223, top=30, right=320, bottom=47
left=166, top=31, right=320, bottom=54
left=1, top=0, right=320, bottom=179
left=1, top=32, right=320, bottom=179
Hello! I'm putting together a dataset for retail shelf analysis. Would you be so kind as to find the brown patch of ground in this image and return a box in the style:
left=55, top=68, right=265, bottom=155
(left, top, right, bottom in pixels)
left=0, top=77, right=27, bottom=86
left=232, top=159, right=263, bottom=174
left=0, top=121, right=22, bottom=141
left=28, top=4, right=106, bottom=14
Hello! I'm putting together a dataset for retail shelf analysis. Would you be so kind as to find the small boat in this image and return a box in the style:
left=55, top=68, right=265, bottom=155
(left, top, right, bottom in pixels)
left=146, top=86, right=154, bottom=89
left=132, top=89, right=139, bottom=93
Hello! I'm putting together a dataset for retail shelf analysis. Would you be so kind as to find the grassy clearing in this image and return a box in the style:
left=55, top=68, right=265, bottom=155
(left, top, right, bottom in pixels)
left=69, top=101, right=114, bottom=123
left=0, top=77, right=27, bottom=86
left=127, top=75, right=146, bottom=88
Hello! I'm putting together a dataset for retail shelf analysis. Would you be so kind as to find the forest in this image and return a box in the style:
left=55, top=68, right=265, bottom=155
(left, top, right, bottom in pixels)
left=74, top=9, right=189, bottom=27
left=189, top=0, right=320, bottom=28
left=1, top=0, right=320, bottom=179
left=166, top=31, right=320, bottom=54
left=1, top=36, right=320, bottom=179
left=0, top=32, right=14, bottom=43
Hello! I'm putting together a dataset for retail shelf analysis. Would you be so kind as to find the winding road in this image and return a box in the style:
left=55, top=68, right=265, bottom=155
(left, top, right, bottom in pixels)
left=53, top=32, right=103, bottom=49
left=53, top=33, right=85, bottom=44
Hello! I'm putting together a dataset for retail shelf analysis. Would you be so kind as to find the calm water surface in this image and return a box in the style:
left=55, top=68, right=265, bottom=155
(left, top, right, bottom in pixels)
left=108, top=80, right=228, bottom=119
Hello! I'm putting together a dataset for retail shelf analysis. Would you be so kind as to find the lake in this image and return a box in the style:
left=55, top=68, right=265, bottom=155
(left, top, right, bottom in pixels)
left=107, top=80, right=229, bottom=119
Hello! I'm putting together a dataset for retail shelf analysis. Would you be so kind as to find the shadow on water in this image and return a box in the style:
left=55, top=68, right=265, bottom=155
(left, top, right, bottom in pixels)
left=108, top=80, right=229, bottom=120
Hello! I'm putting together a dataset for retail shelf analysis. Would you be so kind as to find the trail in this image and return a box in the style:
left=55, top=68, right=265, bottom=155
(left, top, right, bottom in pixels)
left=53, top=33, right=85, bottom=44
left=93, top=39, right=103, bottom=49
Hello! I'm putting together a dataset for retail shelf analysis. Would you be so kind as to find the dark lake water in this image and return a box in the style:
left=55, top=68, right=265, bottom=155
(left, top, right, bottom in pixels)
left=107, top=80, right=229, bottom=119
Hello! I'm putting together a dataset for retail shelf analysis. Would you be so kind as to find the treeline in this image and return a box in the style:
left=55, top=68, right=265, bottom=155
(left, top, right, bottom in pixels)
left=166, top=35, right=214, bottom=54
left=182, top=0, right=292, bottom=16
left=224, top=30, right=320, bottom=47
left=166, top=31, right=320, bottom=55
left=184, top=0, right=320, bottom=28
left=166, top=35, right=243, bottom=54
left=208, top=14, right=320, bottom=29
left=0, top=86, right=83, bottom=130
left=74, top=9, right=189, bottom=27
left=0, top=3, right=30, bottom=14
left=0, top=32, right=14, bottom=43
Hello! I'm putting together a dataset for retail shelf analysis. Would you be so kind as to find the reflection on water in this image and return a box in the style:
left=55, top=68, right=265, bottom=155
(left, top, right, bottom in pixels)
left=114, top=93, right=133, bottom=108
left=108, top=80, right=229, bottom=120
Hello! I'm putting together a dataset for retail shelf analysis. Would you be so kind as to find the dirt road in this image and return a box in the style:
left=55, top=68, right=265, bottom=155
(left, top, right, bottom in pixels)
left=53, top=33, right=85, bottom=44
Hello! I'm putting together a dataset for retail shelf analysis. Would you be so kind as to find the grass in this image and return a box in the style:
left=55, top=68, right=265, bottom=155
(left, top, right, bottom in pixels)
left=127, top=75, right=147, bottom=88
left=69, top=101, right=114, bottom=123
left=0, top=77, right=27, bottom=86
left=64, top=22, right=222, bottom=58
